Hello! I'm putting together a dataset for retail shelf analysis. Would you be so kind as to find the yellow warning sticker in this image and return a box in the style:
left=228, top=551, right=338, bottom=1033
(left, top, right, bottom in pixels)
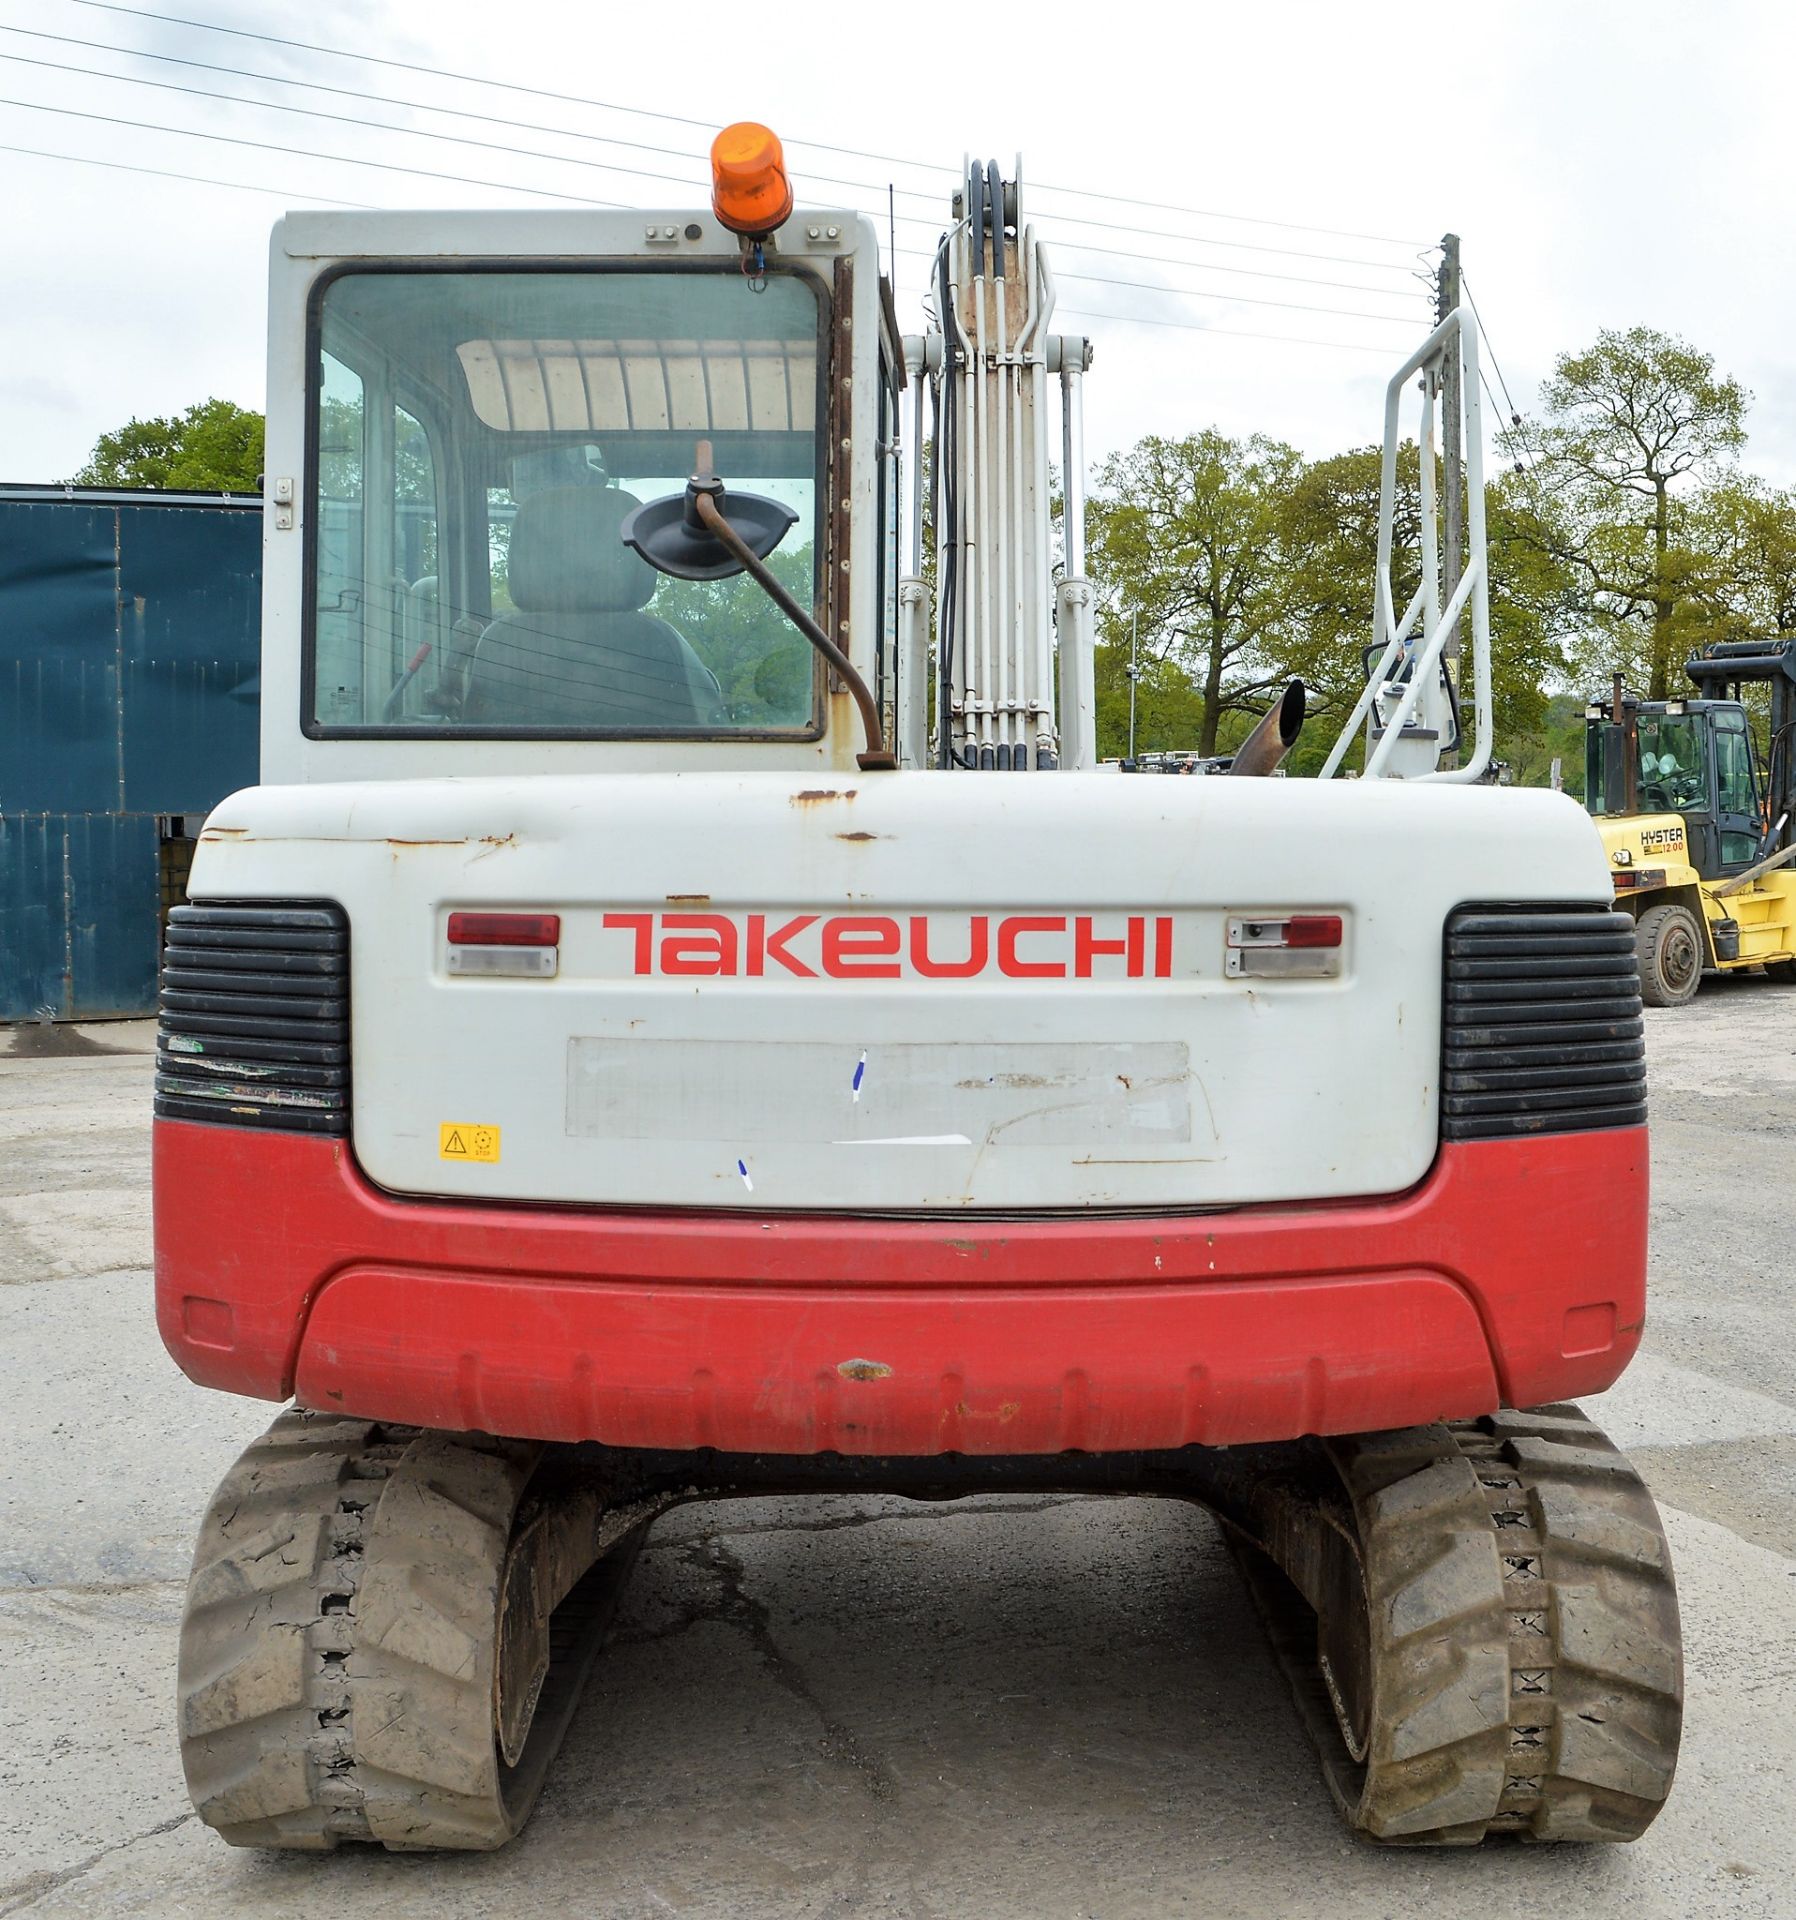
left=439, top=1123, right=501, bottom=1164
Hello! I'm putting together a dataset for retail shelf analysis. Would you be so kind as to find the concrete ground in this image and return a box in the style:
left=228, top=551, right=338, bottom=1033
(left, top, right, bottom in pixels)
left=1, top=992, right=1793, bottom=1919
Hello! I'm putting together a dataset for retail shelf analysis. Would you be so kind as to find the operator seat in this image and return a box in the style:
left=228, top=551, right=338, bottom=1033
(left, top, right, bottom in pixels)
left=463, top=486, right=721, bottom=729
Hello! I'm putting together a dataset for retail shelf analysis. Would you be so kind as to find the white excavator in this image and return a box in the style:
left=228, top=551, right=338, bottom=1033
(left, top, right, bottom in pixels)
left=156, top=125, right=1679, bottom=1851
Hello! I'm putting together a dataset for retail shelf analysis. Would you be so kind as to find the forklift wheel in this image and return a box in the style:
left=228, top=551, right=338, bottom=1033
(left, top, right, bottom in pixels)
left=1635, top=903, right=1703, bottom=1007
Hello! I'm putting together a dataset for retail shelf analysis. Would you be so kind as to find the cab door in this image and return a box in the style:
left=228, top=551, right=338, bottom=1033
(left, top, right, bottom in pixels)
left=1713, top=708, right=1762, bottom=873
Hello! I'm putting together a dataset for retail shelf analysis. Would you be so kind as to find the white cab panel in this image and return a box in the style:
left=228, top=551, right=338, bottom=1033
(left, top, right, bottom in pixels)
left=191, top=772, right=1612, bottom=1212
left=259, top=208, right=886, bottom=788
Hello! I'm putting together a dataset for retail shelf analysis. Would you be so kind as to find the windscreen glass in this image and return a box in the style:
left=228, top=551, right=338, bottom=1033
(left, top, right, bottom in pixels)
left=1586, top=712, right=1710, bottom=815
left=309, top=269, right=823, bottom=735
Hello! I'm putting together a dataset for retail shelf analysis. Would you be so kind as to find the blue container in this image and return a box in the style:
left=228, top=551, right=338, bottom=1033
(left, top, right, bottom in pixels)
left=0, top=486, right=261, bottom=1020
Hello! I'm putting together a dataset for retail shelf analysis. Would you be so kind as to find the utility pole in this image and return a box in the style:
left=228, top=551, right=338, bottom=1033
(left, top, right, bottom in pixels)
left=1127, top=610, right=1139, bottom=761
left=1437, top=233, right=1464, bottom=665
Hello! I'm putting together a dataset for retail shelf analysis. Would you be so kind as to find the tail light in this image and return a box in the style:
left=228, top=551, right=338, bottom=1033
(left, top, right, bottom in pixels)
left=446, top=911, right=561, bottom=978
left=1225, top=913, right=1344, bottom=978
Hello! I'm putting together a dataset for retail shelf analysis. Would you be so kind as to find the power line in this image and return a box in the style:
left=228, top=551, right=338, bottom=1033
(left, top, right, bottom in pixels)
left=1461, top=274, right=1528, bottom=426
left=1478, top=368, right=1512, bottom=438
left=1461, top=279, right=1555, bottom=501
left=1460, top=276, right=1537, bottom=440
left=0, top=137, right=373, bottom=206
left=849, top=222, right=1436, bottom=297
left=72, top=0, right=1434, bottom=251
left=1460, top=272, right=1566, bottom=530
left=1040, top=227, right=1426, bottom=278
left=0, top=160, right=1411, bottom=367
left=1018, top=246, right=1416, bottom=301
left=0, top=67, right=1423, bottom=360
left=1048, top=235, right=1432, bottom=305
left=0, top=94, right=628, bottom=204
left=0, top=55, right=1426, bottom=327
left=1026, top=181, right=1422, bottom=252
left=710, top=231, right=1417, bottom=328
left=1037, top=265, right=1418, bottom=329
left=12, top=21, right=1428, bottom=282
left=1029, top=241, right=1422, bottom=299
left=1478, top=361, right=1553, bottom=512
left=886, top=190, right=1427, bottom=277
left=0, top=29, right=954, bottom=216
left=0, top=46, right=761, bottom=199
left=1056, top=307, right=1403, bottom=355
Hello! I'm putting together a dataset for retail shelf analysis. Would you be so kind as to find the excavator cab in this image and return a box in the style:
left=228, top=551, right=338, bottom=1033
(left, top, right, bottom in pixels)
left=303, top=259, right=864, bottom=746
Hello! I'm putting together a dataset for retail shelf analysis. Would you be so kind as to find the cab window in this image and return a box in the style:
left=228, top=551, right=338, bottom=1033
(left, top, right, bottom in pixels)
left=1714, top=713, right=1760, bottom=863
left=1634, top=714, right=1707, bottom=814
left=1587, top=712, right=1709, bottom=816
left=306, top=267, right=825, bottom=737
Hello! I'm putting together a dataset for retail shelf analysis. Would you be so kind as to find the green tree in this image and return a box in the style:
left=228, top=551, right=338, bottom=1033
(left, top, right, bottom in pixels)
left=1086, top=431, right=1303, bottom=756
left=1508, top=693, right=1591, bottom=798
left=1508, top=328, right=1747, bottom=698
left=1092, top=635, right=1207, bottom=760
left=72, top=397, right=265, bottom=493
left=1279, top=445, right=1570, bottom=776
left=1484, top=469, right=1580, bottom=752
left=1687, top=476, right=1796, bottom=645
left=653, top=544, right=818, bottom=725
left=1279, top=443, right=1420, bottom=740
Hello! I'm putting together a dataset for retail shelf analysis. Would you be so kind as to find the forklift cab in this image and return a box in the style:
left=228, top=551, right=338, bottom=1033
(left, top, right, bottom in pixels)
left=1584, top=696, right=1764, bottom=879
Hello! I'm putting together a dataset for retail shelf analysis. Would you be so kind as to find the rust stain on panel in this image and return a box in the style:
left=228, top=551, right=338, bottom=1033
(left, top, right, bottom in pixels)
left=953, top=1400, right=1021, bottom=1425
left=836, top=1358, right=892, bottom=1382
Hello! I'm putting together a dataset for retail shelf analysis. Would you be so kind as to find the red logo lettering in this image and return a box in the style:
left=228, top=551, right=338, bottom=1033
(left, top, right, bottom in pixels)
left=748, top=913, right=819, bottom=977
left=1073, top=915, right=1146, bottom=978
left=659, top=912, right=738, bottom=976
left=601, top=912, right=652, bottom=973
left=910, top=914, right=989, bottom=977
left=822, top=916, right=902, bottom=978
left=997, top=915, right=1067, bottom=979
left=601, top=910, right=1174, bottom=980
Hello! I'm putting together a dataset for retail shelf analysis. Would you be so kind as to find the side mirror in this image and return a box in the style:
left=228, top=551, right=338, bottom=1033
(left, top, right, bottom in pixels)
left=618, top=439, right=896, bottom=771
left=621, top=473, right=796, bottom=582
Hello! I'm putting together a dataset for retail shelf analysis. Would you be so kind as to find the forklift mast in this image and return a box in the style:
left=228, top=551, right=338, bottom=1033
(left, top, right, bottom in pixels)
left=1684, top=636, right=1796, bottom=849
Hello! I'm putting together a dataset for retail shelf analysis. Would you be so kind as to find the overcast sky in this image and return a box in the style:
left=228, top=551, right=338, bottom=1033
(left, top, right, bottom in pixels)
left=3, top=0, right=1793, bottom=492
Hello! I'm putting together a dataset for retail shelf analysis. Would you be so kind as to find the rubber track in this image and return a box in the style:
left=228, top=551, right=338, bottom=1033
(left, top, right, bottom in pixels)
left=1446, top=1406, right=1682, bottom=1841
left=1234, top=1402, right=1682, bottom=1844
left=177, top=1410, right=635, bottom=1851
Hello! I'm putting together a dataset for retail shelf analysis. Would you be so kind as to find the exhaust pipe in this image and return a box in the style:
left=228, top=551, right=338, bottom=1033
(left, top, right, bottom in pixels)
left=1228, top=681, right=1306, bottom=777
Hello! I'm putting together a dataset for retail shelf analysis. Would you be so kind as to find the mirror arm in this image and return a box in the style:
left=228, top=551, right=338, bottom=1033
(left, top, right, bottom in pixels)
left=691, top=488, right=896, bottom=771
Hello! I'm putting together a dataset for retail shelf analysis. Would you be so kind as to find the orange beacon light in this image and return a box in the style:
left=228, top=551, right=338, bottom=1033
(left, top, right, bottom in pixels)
left=710, top=122, right=794, bottom=236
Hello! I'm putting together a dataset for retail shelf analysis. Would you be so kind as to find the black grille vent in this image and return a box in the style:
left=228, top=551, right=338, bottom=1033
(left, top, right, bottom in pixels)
left=155, top=901, right=350, bottom=1135
left=1442, top=906, right=1646, bottom=1141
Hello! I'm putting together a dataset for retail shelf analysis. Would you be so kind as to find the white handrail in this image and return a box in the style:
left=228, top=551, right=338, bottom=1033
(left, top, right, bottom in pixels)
left=1364, top=554, right=1483, bottom=776
left=1316, top=572, right=1427, bottom=780
left=1319, top=304, right=1491, bottom=782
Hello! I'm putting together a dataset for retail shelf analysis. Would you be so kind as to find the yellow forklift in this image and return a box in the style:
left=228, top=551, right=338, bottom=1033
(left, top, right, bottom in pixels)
left=1585, top=639, right=1796, bottom=1004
